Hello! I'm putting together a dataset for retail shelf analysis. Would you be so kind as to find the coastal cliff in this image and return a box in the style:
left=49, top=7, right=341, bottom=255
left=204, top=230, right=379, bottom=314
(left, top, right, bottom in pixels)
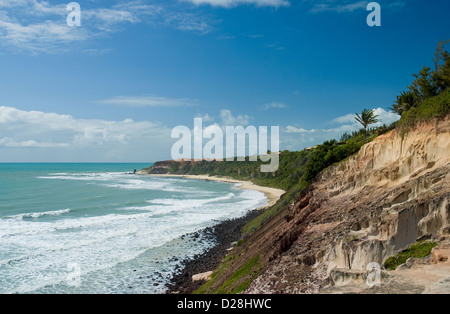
left=194, top=115, right=449, bottom=294
left=248, top=116, right=449, bottom=293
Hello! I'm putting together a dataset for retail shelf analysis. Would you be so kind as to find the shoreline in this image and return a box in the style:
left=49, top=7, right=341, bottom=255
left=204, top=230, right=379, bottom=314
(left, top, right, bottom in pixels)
left=165, top=209, right=263, bottom=294
left=139, top=173, right=285, bottom=294
left=144, top=173, right=285, bottom=208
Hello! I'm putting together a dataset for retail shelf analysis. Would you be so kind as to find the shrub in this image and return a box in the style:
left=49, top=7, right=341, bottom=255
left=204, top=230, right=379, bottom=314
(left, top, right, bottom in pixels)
left=384, top=241, right=438, bottom=270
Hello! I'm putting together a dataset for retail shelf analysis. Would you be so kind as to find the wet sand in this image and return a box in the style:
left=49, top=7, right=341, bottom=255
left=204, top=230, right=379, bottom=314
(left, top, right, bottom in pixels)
left=147, top=174, right=285, bottom=208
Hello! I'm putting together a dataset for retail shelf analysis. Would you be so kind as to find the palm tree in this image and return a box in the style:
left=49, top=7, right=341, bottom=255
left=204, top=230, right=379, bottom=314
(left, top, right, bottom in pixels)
left=390, top=91, right=417, bottom=115
left=355, top=109, right=380, bottom=130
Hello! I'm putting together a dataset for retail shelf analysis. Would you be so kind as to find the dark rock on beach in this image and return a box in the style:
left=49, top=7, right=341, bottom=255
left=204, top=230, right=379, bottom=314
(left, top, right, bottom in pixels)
left=165, top=209, right=263, bottom=294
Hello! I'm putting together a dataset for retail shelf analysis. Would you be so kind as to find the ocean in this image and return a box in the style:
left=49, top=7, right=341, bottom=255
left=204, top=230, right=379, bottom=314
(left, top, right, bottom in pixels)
left=0, top=163, right=267, bottom=294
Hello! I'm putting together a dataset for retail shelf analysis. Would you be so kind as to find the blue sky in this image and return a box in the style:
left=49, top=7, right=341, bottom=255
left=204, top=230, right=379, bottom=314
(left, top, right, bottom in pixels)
left=0, top=0, right=449, bottom=162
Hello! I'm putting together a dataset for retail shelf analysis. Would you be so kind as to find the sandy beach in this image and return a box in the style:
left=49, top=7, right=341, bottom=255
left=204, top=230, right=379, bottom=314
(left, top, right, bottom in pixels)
left=139, top=173, right=286, bottom=293
left=145, top=174, right=285, bottom=207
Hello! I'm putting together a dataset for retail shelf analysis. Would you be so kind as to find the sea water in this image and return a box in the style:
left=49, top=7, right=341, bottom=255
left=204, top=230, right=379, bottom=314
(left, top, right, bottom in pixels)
left=0, top=163, right=267, bottom=294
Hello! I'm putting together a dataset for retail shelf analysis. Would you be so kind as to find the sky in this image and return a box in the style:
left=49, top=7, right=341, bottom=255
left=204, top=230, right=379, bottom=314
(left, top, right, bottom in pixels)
left=0, top=0, right=449, bottom=162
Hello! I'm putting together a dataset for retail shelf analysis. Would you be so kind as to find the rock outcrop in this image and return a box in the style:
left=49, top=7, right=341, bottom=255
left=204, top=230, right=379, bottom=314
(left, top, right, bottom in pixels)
left=244, top=116, right=450, bottom=294
left=140, top=160, right=177, bottom=174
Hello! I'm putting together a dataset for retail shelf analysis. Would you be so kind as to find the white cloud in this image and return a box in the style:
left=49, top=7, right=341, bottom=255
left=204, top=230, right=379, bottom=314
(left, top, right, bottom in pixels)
left=0, top=16, right=90, bottom=53
left=288, top=108, right=399, bottom=134
left=284, top=107, right=400, bottom=150
left=262, top=102, right=288, bottom=110
left=0, top=137, right=69, bottom=148
left=372, top=107, right=401, bottom=126
left=0, top=106, right=173, bottom=162
left=331, top=108, right=400, bottom=127
left=220, top=109, right=251, bottom=126
left=84, top=2, right=163, bottom=27
left=192, top=109, right=253, bottom=127
left=310, top=1, right=368, bottom=14
left=97, top=95, right=198, bottom=108
left=0, top=0, right=87, bottom=53
left=0, top=0, right=212, bottom=54
left=0, top=105, right=400, bottom=161
left=285, top=126, right=317, bottom=133
left=307, top=0, right=405, bottom=14
left=331, top=113, right=356, bottom=125
left=182, top=0, right=290, bottom=8
left=195, top=113, right=214, bottom=122
left=164, top=11, right=213, bottom=33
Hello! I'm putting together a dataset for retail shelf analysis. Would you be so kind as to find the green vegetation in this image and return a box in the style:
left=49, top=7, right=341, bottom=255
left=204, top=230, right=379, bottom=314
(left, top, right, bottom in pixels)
left=391, top=40, right=449, bottom=117
left=157, top=41, right=449, bottom=197
left=355, top=109, right=380, bottom=130
left=189, top=124, right=391, bottom=294
left=389, top=40, right=450, bottom=134
left=302, top=130, right=381, bottom=185
left=164, top=150, right=311, bottom=191
left=165, top=124, right=390, bottom=193
left=195, top=255, right=262, bottom=294
left=384, top=241, right=438, bottom=270
left=242, top=180, right=306, bottom=236
left=216, top=255, right=262, bottom=294
left=166, top=126, right=386, bottom=239
left=397, top=88, right=450, bottom=133
left=179, top=40, right=449, bottom=294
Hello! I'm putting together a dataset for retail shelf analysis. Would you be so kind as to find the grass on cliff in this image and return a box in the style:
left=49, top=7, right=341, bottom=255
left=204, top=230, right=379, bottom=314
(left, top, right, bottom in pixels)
left=194, top=129, right=386, bottom=294
left=190, top=122, right=422, bottom=294
left=384, top=241, right=438, bottom=270
left=195, top=255, right=262, bottom=294
left=242, top=129, right=383, bottom=237
left=396, top=89, right=450, bottom=134
left=162, top=149, right=312, bottom=191
left=192, top=44, right=449, bottom=294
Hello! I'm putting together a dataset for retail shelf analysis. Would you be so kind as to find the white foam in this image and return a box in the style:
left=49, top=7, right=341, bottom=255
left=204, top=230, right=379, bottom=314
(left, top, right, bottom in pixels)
left=101, top=179, right=171, bottom=191
left=38, top=172, right=181, bottom=193
left=4, top=209, right=71, bottom=220
left=147, top=192, right=235, bottom=206
left=0, top=172, right=269, bottom=294
left=37, top=172, right=125, bottom=181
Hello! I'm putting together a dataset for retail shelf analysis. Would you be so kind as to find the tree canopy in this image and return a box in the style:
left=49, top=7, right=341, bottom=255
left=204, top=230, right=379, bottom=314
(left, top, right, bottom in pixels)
left=391, top=40, right=449, bottom=115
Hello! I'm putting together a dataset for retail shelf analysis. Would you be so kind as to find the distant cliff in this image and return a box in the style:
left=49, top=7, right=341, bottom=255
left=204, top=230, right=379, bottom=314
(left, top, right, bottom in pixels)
left=140, top=160, right=178, bottom=175
left=140, top=151, right=313, bottom=191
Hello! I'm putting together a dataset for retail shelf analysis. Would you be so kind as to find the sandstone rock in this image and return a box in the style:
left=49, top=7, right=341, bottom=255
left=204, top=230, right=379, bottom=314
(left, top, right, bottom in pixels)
left=431, top=248, right=450, bottom=264
left=192, top=271, right=213, bottom=282
left=395, top=256, right=431, bottom=271
left=424, top=277, right=450, bottom=294
left=244, top=117, right=450, bottom=294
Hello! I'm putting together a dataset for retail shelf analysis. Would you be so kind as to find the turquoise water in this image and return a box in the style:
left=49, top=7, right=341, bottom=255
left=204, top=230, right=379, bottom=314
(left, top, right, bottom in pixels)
left=0, top=163, right=267, bottom=294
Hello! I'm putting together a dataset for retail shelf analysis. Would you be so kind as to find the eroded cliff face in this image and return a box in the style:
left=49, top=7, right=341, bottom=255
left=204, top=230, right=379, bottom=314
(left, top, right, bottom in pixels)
left=245, top=117, right=450, bottom=294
